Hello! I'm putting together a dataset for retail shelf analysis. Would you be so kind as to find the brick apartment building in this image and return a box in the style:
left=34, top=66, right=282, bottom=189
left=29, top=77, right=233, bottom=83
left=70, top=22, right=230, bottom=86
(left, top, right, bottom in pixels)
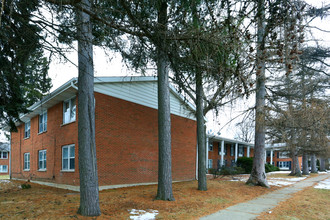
left=265, top=143, right=303, bottom=170
left=8, top=76, right=197, bottom=188
left=0, top=142, right=10, bottom=176
left=207, top=135, right=254, bottom=170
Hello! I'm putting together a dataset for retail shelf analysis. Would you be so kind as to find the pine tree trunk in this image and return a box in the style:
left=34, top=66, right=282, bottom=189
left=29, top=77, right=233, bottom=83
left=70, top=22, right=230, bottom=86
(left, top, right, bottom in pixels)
left=155, top=0, right=174, bottom=201
left=289, top=149, right=302, bottom=177
left=76, top=0, right=101, bottom=216
left=302, top=151, right=309, bottom=175
left=246, top=0, right=269, bottom=188
left=196, top=71, right=207, bottom=191
left=311, top=154, right=317, bottom=173
left=319, top=158, right=325, bottom=171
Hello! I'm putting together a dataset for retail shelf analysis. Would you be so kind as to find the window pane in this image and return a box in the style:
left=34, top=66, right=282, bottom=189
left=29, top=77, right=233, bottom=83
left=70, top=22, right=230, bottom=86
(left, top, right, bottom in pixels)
left=63, top=159, right=68, bottom=170
left=39, top=151, right=42, bottom=160
left=44, top=160, right=46, bottom=169
left=64, top=102, right=70, bottom=123
left=70, top=146, right=75, bottom=158
left=70, top=158, right=75, bottom=170
left=3, top=152, right=7, bottom=159
left=70, top=99, right=76, bottom=122
left=39, top=160, right=42, bottom=169
left=63, top=147, right=68, bottom=159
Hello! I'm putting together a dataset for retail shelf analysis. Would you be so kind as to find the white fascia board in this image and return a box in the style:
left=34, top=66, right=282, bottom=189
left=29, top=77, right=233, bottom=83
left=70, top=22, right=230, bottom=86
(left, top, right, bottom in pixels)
left=208, top=134, right=254, bottom=147
left=15, top=78, right=78, bottom=125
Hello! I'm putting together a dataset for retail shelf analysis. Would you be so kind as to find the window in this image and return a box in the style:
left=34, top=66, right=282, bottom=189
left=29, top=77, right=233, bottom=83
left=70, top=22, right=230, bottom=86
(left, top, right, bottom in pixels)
left=24, top=120, right=30, bottom=138
left=63, top=97, right=76, bottom=124
left=208, top=142, right=213, bottom=151
left=0, top=151, right=8, bottom=159
left=24, top=153, right=30, bottom=170
left=278, top=161, right=290, bottom=169
left=62, top=145, right=75, bottom=171
left=230, top=145, right=234, bottom=156
left=38, top=150, right=47, bottom=170
left=0, top=165, right=8, bottom=173
left=39, top=111, right=47, bottom=133
left=208, top=159, right=213, bottom=169
left=279, top=151, right=289, bottom=159
left=238, top=146, right=244, bottom=157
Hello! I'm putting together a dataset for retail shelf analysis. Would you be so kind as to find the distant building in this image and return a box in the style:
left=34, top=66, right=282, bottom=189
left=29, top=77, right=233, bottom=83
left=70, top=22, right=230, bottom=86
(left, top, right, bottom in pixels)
left=0, top=142, right=10, bottom=176
left=265, top=143, right=302, bottom=170
left=207, top=135, right=254, bottom=170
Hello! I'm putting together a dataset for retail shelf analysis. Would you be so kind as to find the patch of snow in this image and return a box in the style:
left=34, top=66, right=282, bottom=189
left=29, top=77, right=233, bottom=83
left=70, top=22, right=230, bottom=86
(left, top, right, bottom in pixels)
left=129, top=209, right=159, bottom=220
left=314, top=178, right=330, bottom=190
left=267, top=171, right=291, bottom=174
left=0, top=180, right=11, bottom=184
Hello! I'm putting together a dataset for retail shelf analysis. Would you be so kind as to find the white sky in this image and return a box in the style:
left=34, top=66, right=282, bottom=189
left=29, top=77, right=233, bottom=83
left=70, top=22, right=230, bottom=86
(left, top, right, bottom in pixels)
left=1, top=0, right=329, bottom=142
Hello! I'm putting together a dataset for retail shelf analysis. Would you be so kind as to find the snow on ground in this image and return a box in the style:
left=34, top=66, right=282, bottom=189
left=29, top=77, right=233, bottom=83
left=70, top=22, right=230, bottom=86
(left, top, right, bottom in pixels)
left=230, top=172, right=307, bottom=187
left=314, top=178, right=330, bottom=190
left=267, top=177, right=306, bottom=187
left=0, top=179, right=11, bottom=184
left=129, top=209, right=159, bottom=220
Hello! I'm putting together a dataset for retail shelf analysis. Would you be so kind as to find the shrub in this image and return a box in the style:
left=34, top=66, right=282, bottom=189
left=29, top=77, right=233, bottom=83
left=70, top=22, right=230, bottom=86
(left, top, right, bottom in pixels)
left=265, top=164, right=280, bottom=173
left=236, top=157, right=253, bottom=173
left=21, top=183, right=31, bottom=189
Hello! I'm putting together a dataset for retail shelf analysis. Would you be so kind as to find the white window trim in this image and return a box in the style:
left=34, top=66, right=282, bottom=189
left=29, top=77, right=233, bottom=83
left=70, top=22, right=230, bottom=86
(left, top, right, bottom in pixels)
left=208, top=159, right=213, bottom=169
left=23, top=153, right=30, bottom=171
left=63, top=96, right=76, bottom=125
left=39, top=110, right=47, bottom=134
left=0, top=151, right=8, bottom=159
left=24, top=120, right=31, bottom=139
left=62, top=144, right=75, bottom=171
left=38, top=150, right=47, bottom=171
left=0, top=165, right=8, bottom=173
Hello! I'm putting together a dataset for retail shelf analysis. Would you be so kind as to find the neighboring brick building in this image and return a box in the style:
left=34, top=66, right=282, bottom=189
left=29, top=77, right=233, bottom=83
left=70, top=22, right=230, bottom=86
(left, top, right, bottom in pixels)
left=9, top=76, right=197, bottom=187
left=265, top=143, right=302, bottom=170
left=0, top=142, right=10, bottom=176
left=207, top=135, right=254, bottom=170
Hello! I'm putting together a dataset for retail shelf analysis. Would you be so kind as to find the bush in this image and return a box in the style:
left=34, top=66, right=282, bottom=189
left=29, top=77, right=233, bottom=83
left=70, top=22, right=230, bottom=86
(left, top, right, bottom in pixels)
left=265, top=164, right=280, bottom=173
left=21, top=183, right=31, bottom=189
left=236, top=157, right=253, bottom=173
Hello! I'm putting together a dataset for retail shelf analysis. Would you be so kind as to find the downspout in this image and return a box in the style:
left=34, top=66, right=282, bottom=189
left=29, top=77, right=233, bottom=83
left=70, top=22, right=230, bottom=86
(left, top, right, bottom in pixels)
left=9, top=133, right=11, bottom=179
left=71, top=81, right=78, bottom=90
left=196, top=143, right=198, bottom=180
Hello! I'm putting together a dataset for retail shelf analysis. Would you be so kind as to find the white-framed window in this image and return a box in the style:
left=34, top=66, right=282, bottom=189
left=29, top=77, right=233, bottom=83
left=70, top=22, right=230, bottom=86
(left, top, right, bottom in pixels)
left=62, top=145, right=75, bottom=171
left=230, top=145, right=234, bottom=156
left=38, top=150, right=47, bottom=170
left=238, top=146, right=244, bottom=157
left=0, top=151, right=8, bottom=159
left=278, top=161, right=290, bottom=169
left=279, top=151, right=289, bottom=159
left=0, top=165, right=8, bottom=173
left=208, top=159, right=213, bottom=169
left=24, top=120, right=31, bottom=138
left=24, top=153, right=30, bottom=170
left=39, top=111, right=47, bottom=133
left=208, top=142, right=213, bottom=151
left=63, top=97, right=76, bottom=124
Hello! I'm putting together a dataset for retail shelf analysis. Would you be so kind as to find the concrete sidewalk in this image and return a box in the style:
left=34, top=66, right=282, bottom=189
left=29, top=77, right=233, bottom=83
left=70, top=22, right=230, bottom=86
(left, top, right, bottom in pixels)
left=200, top=173, right=330, bottom=220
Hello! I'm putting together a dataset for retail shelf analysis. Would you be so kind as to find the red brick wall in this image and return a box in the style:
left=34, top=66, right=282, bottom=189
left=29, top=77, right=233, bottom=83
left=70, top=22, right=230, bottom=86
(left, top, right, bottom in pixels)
left=10, top=91, right=197, bottom=186
left=94, top=92, right=197, bottom=185
left=11, top=98, right=80, bottom=185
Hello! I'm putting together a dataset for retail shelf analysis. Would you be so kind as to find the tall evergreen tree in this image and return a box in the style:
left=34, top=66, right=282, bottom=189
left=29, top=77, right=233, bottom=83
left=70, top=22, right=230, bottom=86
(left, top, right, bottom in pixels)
left=0, top=0, right=52, bottom=131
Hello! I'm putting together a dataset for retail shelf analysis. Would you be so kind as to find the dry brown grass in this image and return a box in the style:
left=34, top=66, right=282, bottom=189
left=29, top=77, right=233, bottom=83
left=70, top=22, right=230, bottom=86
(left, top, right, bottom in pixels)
left=257, top=185, right=330, bottom=220
left=0, top=178, right=279, bottom=219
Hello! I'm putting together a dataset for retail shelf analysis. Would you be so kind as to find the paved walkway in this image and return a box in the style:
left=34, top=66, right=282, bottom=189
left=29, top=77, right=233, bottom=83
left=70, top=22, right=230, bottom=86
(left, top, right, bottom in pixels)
left=200, top=173, right=330, bottom=220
